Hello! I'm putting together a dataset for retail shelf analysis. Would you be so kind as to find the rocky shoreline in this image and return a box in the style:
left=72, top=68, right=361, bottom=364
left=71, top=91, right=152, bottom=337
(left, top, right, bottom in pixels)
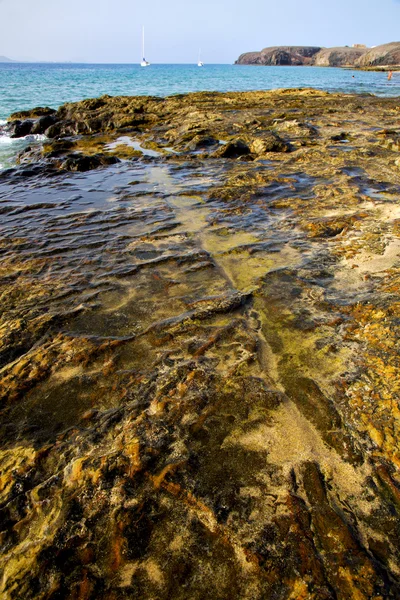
left=1, top=88, right=400, bottom=598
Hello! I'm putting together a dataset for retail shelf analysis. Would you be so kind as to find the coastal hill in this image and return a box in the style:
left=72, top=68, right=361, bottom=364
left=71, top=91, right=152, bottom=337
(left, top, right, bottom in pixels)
left=313, top=46, right=367, bottom=67
left=236, top=46, right=322, bottom=66
left=236, top=41, right=400, bottom=68
left=357, top=41, right=400, bottom=67
left=0, top=55, right=14, bottom=62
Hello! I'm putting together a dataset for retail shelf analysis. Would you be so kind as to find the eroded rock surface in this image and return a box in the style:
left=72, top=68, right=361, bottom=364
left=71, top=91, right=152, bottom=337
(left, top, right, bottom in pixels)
left=1, top=89, right=400, bottom=599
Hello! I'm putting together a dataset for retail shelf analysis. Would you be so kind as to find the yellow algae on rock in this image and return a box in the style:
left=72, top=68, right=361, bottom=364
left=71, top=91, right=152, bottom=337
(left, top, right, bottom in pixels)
left=2, top=89, right=400, bottom=598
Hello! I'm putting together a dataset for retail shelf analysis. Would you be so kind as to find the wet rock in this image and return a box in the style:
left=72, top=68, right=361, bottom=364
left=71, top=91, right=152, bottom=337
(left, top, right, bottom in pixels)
left=250, top=132, right=290, bottom=154
left=0, top=163, right=59, bottom=180
left=44, top=121, right=68, bottom=137
left=58, top=152, right=120, bottom=172
left=186, top=134, right=219, bottom=151
left=10, top=119, right=34, bottom=138
left=213, top=139, right=250, bottom=158
left=30, top=115, right=57, bottom=135
left=301, top=462, right=389, bottom=597
left=331, top=132, right=350, bottom=141
left=2, top=88, right=400, bottom=599
left=42, top=138, right=75, bottom=157
left=16, top=145, right=43, bottom=165
left=9, top=106, right=56, bottom=120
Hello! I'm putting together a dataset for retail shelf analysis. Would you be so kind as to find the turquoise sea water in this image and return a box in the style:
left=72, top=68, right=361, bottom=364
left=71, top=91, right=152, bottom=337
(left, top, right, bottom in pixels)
left=1, top=62, right=399, bottom=168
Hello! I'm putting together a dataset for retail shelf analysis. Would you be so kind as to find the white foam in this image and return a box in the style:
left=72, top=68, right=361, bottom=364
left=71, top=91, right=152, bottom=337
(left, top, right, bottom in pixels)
left=27, top=133, right=47, bottom=142
left=0, top=132, right=47, bottom=145
left=0, top=135, right=13, bottom=145
left=0, top=129, right=47, bottom=171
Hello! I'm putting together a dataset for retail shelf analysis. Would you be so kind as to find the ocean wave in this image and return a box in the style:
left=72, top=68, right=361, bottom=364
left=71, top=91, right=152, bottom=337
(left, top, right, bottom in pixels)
left=0, top=134, right=14, bottom=145
left=26, top=133, right=47, bottom=142
left=0, top=132, right=47, bottom=170
left=0, top=132, right=47, bottom=143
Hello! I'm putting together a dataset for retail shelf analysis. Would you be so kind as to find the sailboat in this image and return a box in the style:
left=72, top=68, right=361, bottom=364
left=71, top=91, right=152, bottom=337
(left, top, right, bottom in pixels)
left=197, top=49, right=204, bottom=67
left=140, top=27, right=150, bottom=67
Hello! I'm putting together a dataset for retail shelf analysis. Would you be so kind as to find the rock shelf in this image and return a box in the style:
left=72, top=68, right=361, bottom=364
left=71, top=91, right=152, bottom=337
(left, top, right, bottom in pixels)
left=1, top=89, right=400, bottom=598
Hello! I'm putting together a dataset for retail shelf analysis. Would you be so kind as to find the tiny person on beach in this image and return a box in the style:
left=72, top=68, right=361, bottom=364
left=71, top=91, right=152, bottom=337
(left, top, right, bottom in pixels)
left=388, top=71, right=393, bottom=80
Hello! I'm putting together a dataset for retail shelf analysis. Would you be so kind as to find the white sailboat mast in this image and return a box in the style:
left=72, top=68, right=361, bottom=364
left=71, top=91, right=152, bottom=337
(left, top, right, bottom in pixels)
left=140, top=26, right=150, bottom=66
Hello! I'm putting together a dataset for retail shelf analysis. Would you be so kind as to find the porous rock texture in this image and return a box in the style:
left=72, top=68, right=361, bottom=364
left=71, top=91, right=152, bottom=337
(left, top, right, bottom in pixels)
left=1, top=89, right=400, bottom=599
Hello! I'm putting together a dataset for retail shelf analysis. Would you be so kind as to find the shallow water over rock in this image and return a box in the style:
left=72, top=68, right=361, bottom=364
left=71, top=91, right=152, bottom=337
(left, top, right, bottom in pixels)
left=2, top=90, right=400, bottom=599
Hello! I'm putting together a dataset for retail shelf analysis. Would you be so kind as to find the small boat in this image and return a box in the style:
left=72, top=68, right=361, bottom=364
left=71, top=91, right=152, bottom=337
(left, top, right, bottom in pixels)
left=140, top=27, right=150, bottom=67
left=197, top=49, right=204, bottom=67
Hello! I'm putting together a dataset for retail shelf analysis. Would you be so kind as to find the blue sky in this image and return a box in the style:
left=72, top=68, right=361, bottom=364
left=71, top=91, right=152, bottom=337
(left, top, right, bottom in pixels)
left=1, top=0, right=400, bottom=63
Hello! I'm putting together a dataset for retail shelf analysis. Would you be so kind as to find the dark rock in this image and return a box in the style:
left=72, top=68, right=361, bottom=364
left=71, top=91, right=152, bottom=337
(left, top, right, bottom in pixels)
left=16, top=145, right=43, bottom=165
left=331, top=132, right=349, bottom=141
left=267, top=50, right=292, bottom=66
left=0, top=167, right=17, bottom=180
left=31, top=115, right=57, bottom=135
left=213, top=139, right=250, bottom=158
left=0, top=163, right=59, bottom=180
left=10, top=120, right=34, bottom=138
left=44, top=121, right=83, bottom=138
left=44, top=120, right=94, bottom=138
left=58, top=152, right=120, bottom=172
left=44, top=122, right=65, bottom=138
left=186, top=135, right=219, bottom=151
left=82, top=118, right=107, bottom=134
left=42, top=139, right=75, bottom=157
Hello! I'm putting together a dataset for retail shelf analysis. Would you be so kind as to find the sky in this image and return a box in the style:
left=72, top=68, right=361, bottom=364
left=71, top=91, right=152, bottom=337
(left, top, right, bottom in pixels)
left=1, top=0, right=400, bottom=63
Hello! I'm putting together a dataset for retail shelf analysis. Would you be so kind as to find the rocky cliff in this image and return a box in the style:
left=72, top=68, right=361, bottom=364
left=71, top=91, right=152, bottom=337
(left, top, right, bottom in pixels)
left=236, top=46, right=322, bottom=66
left=356, top=41, right=400, bottom=67
left=236, top=41, right=400, bottom=69
left=313, top=46, right=367, bottom=67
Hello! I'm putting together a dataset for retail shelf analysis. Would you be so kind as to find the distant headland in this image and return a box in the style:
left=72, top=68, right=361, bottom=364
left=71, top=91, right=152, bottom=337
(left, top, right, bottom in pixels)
left=235, top=41, right=400, bottom=70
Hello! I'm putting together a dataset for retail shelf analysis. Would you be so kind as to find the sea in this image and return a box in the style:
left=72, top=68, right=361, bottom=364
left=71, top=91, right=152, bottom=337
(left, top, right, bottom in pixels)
left=1, top=62, right=399, bottom=170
